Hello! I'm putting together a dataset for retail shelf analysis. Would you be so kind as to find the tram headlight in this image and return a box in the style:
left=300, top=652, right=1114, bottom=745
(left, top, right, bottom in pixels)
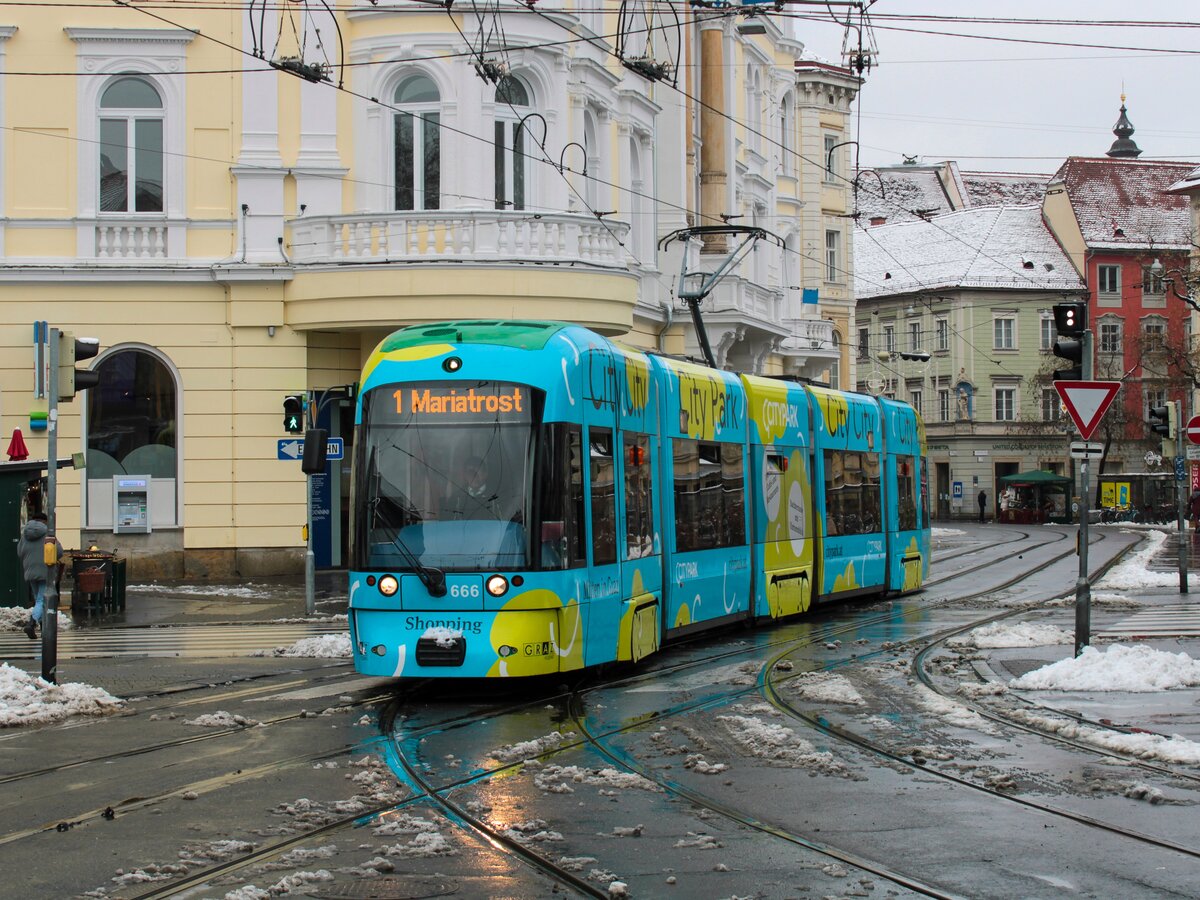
left=378, top=575, right=399, bottom=597
left=486, top=574, right=509, bottom=597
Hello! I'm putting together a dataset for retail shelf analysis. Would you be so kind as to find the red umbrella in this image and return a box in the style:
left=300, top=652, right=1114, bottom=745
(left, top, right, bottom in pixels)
left=6, top=427, right=29, bottom=461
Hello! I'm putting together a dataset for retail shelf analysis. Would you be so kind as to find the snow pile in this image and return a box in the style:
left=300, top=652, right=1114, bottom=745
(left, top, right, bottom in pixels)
left=914, top=686, right=998, bottom=734
left=373, top=813, right=437, bottom=836
left=786, top=671, right=865, bottom=705
left=272, top=614, right=349, bottom=624
left=125, top=583, right=278, bottom=599
left=1097, top=531, right=1176, bottom=589
left=1006, top=707, right=1200, bottom=766
left=931, top=527, right=966, bottom=537
left=525, top=762, right=661, bottom=794
left=490, top=730, right=576, bottom=764
left=0, top=662, right=123, bottom=727
left=422, top=626, right=461, bottom=648
left=0, top=607, right=71, bottom=632
left=1011, top=644, right=1200, bottom=692
left=251, top=633, right=351, bottom=658
left=950, top=621, right=1072, bottom=649
left=1045, top=591, right=1142, bottom=608
left=182, top=711, right=260, bottom=728
left=715, top=714, right=854, bottom=777
left=382, top=832, right=457, bottom=857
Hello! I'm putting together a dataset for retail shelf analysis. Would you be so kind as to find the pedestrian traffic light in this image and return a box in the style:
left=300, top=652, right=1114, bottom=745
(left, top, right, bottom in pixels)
left=283, top=395, right=305, bottom=434
left=57, top=332, right=101, bottom=401
left=1051, top=301, right=1087, bottom=381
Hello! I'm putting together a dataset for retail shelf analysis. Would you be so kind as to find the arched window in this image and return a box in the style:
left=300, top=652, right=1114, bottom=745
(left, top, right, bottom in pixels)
left=779, top=97, right=792, bottom=174
left=494, top=76, right=530, bottom=210
left=394, top=74, right=440, bottom=210
left=86, top=348, right=180, bottom=527
left=99, top=76, right=164, bottom=213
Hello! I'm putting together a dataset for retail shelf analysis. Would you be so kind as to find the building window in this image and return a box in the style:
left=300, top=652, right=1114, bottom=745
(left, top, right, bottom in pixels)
left=936, top=318, right=948, bottom=352
left=1143, top=316, right=1166, bottom=339
left=824, top=133, right=839, bottom=182
left=394, top=74, right=440, bottom=211
left=1040, top=310, right=1056, bottom=350
left=494, top=75, right=530, bottom=211
left=993, top=317, right=1016, bottom=350
left=1145, top=387, right=1167, bottom=420
left=1098, top=264, right=1120, bottom=296
left=1099, top=320, right=1123, bottom=354
left=99, top=76, right=164, bottom=213
left=938, top=388, right=951, bottom=422
left=86, top=347, right=179, bottom=526
left=779, top=99, right=792, bottom=175
left=858, top=326, right=869, bottom=359
left=908, top=321, right=921, bottom=352
left=883, top=324, right=895, bottom=354
left=825, top=229, right=840, bottom=281
left=1041, top=388, right=1061, bottom=422
left=994, top=387, right=1016, bottom=422
left=909, top=389, right=922, bottom=417
left=1142, top=266, right=1166, bottom=296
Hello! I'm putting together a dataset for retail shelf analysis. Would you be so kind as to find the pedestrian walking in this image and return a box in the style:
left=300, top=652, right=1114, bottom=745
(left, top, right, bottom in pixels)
left=977, top=489, right=987, bottom=524
left=1190, top=488, right=1200, bottom=529
left=16, top=513, right=62, bottom=639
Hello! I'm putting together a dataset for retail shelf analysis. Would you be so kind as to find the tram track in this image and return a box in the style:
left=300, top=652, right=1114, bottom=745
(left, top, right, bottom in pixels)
left=360, top=527, right=1133, bottom=898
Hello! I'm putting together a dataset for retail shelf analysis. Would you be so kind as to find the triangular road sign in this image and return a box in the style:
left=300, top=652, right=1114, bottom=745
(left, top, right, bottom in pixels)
left=1053, top=380, right=1121, bottom=441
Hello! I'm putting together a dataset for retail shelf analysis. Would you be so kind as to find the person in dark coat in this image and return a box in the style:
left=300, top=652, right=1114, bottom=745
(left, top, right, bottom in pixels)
left=1190, top=489, right=1200, bottom=529
left=977, top=489, right=987, bottom=524
left=16, top=514, right=62, bottom=639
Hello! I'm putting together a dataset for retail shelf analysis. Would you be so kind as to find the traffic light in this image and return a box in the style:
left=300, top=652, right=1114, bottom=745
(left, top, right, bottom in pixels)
left=283, top=395, right=305, bottom=434
left=1051, top=301, right=1087, bottom=381
left=1148, top=403, right=1177, bottom=456
left=57, top=332, right=101, bottom=401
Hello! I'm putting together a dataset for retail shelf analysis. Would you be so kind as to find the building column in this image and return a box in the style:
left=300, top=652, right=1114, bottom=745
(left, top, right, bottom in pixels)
left=698, top=19, right=727, bottom=252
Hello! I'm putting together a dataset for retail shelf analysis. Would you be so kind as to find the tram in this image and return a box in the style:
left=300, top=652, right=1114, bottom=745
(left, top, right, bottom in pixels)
left=348, top=321, right=929, bottom=678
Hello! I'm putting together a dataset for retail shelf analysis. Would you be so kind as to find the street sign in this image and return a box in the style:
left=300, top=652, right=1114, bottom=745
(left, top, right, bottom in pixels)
left=1069, top=441, right=1103, bottom=459
left=1188, top=445, right=1200, bottom=461
left=952, top=481, right=963, bottom=499
left=1176, top=456, right=1187, bottom=481
left=1053, top=380, right=1122, bottom=441
left=1187, top=414, right=1200, bottom=446
left=278, top=437, right=344, bottom=461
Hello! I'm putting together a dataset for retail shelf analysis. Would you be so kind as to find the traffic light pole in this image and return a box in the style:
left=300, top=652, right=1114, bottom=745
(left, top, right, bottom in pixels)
left=305, top=389, right=316, bottom=617
left=43, top=328, right=60, bottom=683
left=1074, top=330, right=1092, bottom=658
left=1176, top=400, right=1189, bottom=594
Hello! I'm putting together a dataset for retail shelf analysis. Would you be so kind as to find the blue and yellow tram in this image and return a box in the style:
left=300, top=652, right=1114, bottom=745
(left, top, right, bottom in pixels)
left=349, top=321, right=929, bottom=678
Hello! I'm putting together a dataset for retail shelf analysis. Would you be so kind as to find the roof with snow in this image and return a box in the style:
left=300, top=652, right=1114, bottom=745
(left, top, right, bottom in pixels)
left=1050, top=157, right=1193, bottom=250
left=1166, top=165, right=1200, bottom=195
left=963, top=172, right=1048, bottom=208
left=854, top=162, right=1047, bottom=225
left=853, top=205, right=1085, bottom=300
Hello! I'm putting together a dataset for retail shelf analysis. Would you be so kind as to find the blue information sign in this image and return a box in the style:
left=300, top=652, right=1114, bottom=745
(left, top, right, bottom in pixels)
left=952, top=481, right=963, bottom=499
left=277, top=437, right=344, bottom=461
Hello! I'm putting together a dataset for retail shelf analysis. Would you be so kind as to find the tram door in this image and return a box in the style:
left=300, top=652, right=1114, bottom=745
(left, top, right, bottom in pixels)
left=936, top=462, right=950, bottom=521
left=618, top=431, right=661, bottom=662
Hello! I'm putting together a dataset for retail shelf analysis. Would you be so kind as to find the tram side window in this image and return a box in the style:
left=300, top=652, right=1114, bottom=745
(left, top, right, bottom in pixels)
left=824, top=449, right=882, bottom=536
left=673, top=439, right=700, bottom=553
left=590, top=428, right=617, bottom=566
left=897, top=455, right=918, bottom=531
left=624, top=433, right=654, bottom=559
left=536, top=423, right=586, bottom=569
left=674, top=439, right=745, bottom=552
left=920, top=458, right=930, bottom=527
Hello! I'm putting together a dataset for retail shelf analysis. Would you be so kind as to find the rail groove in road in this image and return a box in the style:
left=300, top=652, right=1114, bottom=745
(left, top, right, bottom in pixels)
left=0, top=621, right=346, bottom=660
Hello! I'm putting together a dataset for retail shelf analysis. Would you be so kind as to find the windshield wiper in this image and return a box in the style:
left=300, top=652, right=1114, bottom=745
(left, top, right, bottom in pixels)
left=370, top=497, right=447, bottom=597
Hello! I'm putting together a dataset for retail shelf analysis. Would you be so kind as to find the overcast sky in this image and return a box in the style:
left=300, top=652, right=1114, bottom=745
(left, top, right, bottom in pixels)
left=789, top=0, right=1200, bottom=175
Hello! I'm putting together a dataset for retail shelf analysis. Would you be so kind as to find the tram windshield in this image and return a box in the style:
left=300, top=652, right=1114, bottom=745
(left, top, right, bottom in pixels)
left=354, top=380, right=540, bottom=572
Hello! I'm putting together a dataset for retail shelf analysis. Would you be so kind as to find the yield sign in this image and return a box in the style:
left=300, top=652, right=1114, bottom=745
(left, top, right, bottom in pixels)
left=1053, top=380, right=1121, bottom=441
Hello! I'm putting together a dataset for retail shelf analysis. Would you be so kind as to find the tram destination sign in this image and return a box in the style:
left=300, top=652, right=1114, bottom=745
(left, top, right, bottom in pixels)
left=371, top=380, right=532, bottom=425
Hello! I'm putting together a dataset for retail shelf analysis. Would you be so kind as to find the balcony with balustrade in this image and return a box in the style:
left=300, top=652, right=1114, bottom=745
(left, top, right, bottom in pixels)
left=283, top=209, right=639, bottom=332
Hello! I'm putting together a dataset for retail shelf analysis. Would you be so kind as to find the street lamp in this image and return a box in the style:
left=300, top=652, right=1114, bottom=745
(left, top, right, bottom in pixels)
left=1149, top=257, right=1200, bottom=312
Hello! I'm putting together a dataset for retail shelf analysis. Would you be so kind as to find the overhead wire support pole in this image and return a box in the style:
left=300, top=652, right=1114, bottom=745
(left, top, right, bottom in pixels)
left=43, top=328, right=60, bottom=684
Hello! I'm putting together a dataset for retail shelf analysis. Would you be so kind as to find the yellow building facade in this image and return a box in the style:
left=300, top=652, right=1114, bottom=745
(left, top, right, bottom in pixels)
left=0, top=3, right=855, bottom=575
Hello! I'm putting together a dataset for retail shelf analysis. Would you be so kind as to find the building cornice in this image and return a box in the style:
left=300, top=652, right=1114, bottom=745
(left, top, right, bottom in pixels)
left=64, top=27, right=195, bottom=46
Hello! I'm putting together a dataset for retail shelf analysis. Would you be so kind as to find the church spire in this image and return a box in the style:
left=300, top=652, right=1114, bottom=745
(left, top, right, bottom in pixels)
left=1106, top=94, right=1142, bottom=159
